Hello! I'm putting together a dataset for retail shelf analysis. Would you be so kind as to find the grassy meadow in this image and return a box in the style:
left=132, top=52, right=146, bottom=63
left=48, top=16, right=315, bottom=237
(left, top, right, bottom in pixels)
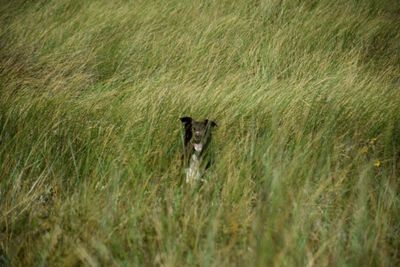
left=1, top=0, right=400, bottom=266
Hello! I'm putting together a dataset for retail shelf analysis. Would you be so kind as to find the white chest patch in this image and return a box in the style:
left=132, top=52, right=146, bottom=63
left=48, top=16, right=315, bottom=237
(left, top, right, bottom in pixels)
left=185, top=154, right=202, bottom=183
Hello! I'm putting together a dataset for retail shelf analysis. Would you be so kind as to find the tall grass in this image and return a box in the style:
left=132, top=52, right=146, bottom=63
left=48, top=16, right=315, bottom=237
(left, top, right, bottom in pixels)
left=1, top=0, right=399, bottom=266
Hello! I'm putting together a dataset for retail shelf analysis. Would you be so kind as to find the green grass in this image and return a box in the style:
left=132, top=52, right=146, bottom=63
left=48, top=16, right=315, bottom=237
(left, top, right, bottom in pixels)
left=1, top=0, right=400, bottom=266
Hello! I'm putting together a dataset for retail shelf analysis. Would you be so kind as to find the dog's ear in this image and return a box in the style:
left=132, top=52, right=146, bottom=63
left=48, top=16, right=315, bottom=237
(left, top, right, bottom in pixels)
left=181, top=117, right=193, bottom=146
left=180, top=116, right=192, bottom=125
left=205, top=119, right=217, bottom=127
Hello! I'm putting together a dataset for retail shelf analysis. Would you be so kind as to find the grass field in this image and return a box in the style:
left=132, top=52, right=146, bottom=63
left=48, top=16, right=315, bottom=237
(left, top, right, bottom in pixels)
left=1, top=0, right=400, bottom=266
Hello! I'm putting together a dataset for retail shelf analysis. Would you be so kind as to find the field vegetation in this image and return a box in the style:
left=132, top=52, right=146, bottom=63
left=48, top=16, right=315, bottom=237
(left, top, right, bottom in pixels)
left=1, top=0, right=400, bottom=266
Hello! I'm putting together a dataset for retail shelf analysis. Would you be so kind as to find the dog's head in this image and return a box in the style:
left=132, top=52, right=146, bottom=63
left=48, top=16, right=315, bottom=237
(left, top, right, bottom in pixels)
left=180, top=117, right=217, bottom=152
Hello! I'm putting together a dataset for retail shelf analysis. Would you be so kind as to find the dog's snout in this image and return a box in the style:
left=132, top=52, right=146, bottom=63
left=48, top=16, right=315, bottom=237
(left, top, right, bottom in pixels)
left=194, top=130, right=204, bottom=142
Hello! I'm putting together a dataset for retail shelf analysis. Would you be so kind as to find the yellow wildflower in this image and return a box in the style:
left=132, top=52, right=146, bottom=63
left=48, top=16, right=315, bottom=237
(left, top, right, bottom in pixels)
left=373, top=160, right=381, bottom=168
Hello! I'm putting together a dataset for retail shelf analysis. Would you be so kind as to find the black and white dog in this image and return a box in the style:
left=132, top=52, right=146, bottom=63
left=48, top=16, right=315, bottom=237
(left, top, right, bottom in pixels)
left=180, top=117, right=217, bottom=183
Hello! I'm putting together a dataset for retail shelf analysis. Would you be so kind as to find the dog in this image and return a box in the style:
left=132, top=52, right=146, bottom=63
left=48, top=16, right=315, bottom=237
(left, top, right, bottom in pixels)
left=180, top=116, right=217, bottom=183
